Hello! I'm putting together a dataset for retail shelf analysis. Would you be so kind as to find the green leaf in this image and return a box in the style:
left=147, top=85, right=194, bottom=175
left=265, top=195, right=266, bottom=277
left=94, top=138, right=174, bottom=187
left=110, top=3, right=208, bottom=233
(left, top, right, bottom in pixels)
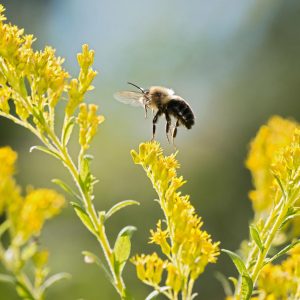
left=191, top=293, right=198, bottom=300
left=266, top=239, right=300, bottom=265
left=79, top=155, right=96, bottom=195
left=241, top=274, right=253, bottom=300
left=15, top=280, right=35, bottom=300
left=273, top=175, right=286, bottom=200
left=222, top=249, right=247, bottom=276
left=52, top=178, right=82, bottom=202
left=145, top=287, right=170, bottom=300
left=71, top=202, right=97, bottom=235
left=29, top=145, right=61, bottom=160
left=41, top=272, right=71, bottom=292
left=82, top=251, right=114, bottom=285
left=105, top=200, right=140, bottom=220
left=214, top=272, right=233, bottom=296
left=249, top=225, right=264, bottom=253
left=0, top=220, right=10, bottom=238
left=281, top=207, right=300, bottom=229
left=228, top=277, right=237, bottom=288
left=62, top=117, right=75, bottom=146
left=113, top=226, right=137, bottom=276
left=0, top=274, right=14, bottom=284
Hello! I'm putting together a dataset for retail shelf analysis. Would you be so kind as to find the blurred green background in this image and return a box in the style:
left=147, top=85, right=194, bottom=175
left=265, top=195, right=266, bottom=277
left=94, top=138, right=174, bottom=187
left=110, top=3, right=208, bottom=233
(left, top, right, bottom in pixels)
left=0, top=0, right=300, bottom=299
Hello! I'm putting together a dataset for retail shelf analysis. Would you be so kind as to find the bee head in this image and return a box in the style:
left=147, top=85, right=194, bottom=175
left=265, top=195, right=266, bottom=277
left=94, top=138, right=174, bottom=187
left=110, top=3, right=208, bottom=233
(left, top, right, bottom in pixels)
left=149, top=86, right=174, bottom=104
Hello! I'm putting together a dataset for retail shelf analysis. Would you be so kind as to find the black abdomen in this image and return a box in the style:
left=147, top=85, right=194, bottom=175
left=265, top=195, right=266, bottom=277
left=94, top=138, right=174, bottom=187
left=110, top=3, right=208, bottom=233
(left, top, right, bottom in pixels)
left=167, top=99, right=195, bottom=129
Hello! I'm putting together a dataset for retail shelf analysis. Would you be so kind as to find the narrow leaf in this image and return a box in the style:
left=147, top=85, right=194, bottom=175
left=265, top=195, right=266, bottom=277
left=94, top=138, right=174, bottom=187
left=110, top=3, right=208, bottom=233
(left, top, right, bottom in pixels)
left=0, top=220, right=10, bottom=238
left=228, top=277, right=237, bottom=289
left=105, top=200, right=140, bottom=220
left=71, top=202, right=97, bottom=235
left=82, top=251, right=114, bottom=285
left=191, top=293, right=199, bottom=300
left=52, top=179, right=82, bottom=202
left=249, top=225, right=264, bottom=252
left=266, top=239, right=300, bottom=264
left=41, top=272, right=71, bottom=292
left=29, top=145, right=61, bottom=160
left=15, top=280, right=35, bottom=300
left=145, top=290, right=159, bottom=300
left=145, top=287, right=170, bottom=300
left=222, top=249, right=247, bottom=276
left=241, top=274, right=253, bottom=300
left=281, top=207, right=300, bottom=229
left=273, top=175, right=286, bottom=199
left=0, top=274, right=14, bottom=284
left=113, top=226, right=137, bottom=276
left=62, top=117, right=75, bottom=146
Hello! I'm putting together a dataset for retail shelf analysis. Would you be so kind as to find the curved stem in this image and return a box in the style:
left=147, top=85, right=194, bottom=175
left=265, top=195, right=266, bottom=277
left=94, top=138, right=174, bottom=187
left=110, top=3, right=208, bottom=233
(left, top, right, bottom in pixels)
left=38, top=122, right=126, bottom=298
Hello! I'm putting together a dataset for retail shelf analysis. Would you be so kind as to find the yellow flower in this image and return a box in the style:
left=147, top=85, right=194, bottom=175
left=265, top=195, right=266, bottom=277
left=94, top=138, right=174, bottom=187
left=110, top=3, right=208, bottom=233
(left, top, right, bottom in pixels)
left=76, top=103, right=105, bottom=150
left=131, top=253, right=166, bottom=285
left=0, top=147, right=19, bottom=215
left=0, top=146, right=17, bottom=178
left=149, top=220, right=170, bottom=256
left=246, top=116, right=298, bottom=213
left=14, top=189, right=65, bottom=243
left=166, top=264, right=182, bottom=293
left=66, top=44, right=97, bottom=117
left=131, top=142, right=220, bottom=296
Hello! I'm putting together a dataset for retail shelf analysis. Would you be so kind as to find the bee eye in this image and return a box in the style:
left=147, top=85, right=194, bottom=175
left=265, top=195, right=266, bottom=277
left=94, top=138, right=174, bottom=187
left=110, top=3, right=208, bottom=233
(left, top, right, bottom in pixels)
left=156, top=92, right=161, bottom=97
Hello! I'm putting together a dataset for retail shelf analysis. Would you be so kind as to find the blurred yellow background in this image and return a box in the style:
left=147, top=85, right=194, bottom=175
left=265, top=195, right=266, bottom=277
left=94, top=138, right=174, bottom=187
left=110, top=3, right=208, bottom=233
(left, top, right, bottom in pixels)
left=0, top=0, right=300, bottom=299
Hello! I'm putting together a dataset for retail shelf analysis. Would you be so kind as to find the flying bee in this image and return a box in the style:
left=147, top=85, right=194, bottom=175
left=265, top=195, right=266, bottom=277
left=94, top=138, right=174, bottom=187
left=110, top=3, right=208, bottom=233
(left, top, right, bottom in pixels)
left=114, top=82, right=195, bottom=144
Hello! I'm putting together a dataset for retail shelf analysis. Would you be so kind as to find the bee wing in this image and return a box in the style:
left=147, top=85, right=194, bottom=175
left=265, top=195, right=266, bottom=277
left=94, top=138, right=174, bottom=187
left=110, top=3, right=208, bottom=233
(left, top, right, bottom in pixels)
left=114, top=91, right=145, bottom=107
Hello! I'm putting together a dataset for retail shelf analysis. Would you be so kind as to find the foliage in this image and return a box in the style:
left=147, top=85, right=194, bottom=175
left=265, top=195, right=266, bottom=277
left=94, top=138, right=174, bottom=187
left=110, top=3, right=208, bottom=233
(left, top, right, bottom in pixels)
left=0, top=146, right=67, bottom=300
left=0, top=4, right=137, bottom=299
left=223, top=116, right=300, bottom=299
left=1, top=3, right=300, bottom=300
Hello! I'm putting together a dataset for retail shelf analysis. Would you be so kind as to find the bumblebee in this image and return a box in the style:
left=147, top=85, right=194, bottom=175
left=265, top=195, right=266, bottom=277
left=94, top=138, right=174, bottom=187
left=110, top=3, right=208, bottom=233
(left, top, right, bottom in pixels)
left=114, top=82, right=195, bottom=144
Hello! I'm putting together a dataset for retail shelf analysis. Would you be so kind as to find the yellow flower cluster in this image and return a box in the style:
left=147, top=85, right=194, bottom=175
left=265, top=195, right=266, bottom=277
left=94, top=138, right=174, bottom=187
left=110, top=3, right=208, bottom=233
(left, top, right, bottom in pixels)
left=0, top=146, right=65, bottom=245
left=131, top=252, right=166, bottom=286
left=76, top=103, right=105, bottom=150
left=12, top=188, right=65, bottom=243
left=131, top=142, right=220, bottom=297
left=0, top=146, right=19, bottom=215
left=0, top=4, right=69, bottom=118
left=0, top=5, right=100, bottom=143
left=256, top=245, right=300, bottom=299
left=246, top=116, right=298, bottom=213
left=66, top=44, right=97, bottom=117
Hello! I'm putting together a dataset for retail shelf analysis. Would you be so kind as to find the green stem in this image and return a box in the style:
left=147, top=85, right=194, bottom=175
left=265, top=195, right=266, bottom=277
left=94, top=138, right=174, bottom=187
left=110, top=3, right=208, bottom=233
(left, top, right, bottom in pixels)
left=39, top=123, right=126, bottom=298
left=186, top=278, right=195, bottom=300
left=250, top=199, right=289, bottom=283
left=236, top=197, right=288, bottom=298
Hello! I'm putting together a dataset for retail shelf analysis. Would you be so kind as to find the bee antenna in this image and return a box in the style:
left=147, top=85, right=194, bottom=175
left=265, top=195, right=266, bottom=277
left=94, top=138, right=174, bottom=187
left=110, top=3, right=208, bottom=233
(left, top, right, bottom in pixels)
left=127, top=82, right=145, bottom=94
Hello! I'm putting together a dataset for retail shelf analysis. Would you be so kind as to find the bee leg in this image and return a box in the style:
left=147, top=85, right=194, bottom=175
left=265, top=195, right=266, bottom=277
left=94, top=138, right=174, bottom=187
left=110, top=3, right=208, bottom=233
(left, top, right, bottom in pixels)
left=172, top=120, right=180, bottom=146
left=152, top=111, right=161, bottom=141
left=144, top=105, right=148, bottom=119
left=165, top=112, right=171, bottom=143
